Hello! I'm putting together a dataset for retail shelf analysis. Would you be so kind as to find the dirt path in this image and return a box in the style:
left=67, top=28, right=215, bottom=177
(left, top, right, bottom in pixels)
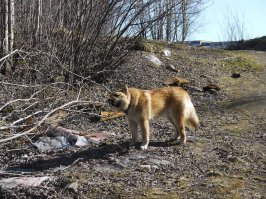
left=220, top=51, right=266, bottom=132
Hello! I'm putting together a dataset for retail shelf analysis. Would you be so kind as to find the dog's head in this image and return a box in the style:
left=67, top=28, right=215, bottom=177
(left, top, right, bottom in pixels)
left=108, top=85, right=130, bottom=112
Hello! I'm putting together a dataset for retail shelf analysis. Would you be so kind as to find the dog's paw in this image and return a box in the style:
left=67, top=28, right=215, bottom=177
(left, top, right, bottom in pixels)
left=177, top=139, right=186, bottom=145
left=140, top=144, right=148, bottom=150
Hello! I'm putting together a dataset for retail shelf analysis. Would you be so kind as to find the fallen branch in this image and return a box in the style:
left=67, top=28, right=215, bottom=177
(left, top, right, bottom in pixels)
left=47, top=125, right=84, bottom=137
left=0, top=100, right=97, bottom=143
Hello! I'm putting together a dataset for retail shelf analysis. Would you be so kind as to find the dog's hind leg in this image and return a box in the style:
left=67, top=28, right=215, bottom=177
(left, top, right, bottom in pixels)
left=170, top=112, right=186, bottom=144
left=167, top=116, right=179, bottom=140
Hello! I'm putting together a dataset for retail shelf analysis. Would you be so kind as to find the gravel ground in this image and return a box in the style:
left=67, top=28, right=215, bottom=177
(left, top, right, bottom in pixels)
left=0, top=45, right=265, bottom=198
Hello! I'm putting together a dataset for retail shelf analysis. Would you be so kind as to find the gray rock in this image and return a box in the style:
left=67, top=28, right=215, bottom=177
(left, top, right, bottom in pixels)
left=149, top=158, right=173, bottom=166
left=34, top=136, right=69, bottom=151
left=75, top=136, right=89, bottom=146
left=139, top=165, right=151, bottom=172
left=0, top=176, right=50, bottom=189
left=163, top=48, right=171, bottom=57
left=66, top=181, right=79, bottom=192
left=128, top=155, right=146, bottom=161
left=145, top=54, right=163, bottom=66
left=34, top=135, right=89, bottom=151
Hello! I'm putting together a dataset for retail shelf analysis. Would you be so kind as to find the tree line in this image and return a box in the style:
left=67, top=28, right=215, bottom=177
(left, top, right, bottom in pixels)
left=0, top=0, right=207, bottom=83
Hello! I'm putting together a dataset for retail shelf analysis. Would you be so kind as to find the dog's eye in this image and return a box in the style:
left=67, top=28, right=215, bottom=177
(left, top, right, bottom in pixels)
left=114, top=93, right=119, bottom=97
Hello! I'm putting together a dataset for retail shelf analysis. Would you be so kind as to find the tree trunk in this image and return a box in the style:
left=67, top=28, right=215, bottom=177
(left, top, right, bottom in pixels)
left=165, top=0, right=171, bottom=41
left=0, top=0, right=4, bottom=57
left=9, top=0, right=14, bottom=52
left=4, top=0, right=9, bottom=54
left=35, top=0, right=42, bottom=44
left=181, top=0, right=187, bottom=44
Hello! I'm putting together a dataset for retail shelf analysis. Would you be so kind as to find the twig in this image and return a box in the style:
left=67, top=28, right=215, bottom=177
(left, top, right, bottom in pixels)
left=0, top=49, right=18, bottom=62
left=0, top=127, right=37, bottom=143
left=0, top=125, right=29, bottom=131
left=0, top=98, right=38, bottom=112
left=76, top=84, right=82, bottom=101
left=37, top=100, right=92, bottom=126
left=40, top=52, right=112, bottom=93
left=0, top=89, right=43, bottom=112
left=11, top=110, right=44, bottom=127
left=0, top=81, right=42, bottom=88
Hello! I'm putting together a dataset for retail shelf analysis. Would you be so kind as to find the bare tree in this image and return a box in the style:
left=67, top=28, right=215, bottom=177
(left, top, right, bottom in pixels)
left=1, top=0, right=208, bottom=80
left=221, top=8, right=248, bottom=42
left=0, top=0, right=15, bottom=74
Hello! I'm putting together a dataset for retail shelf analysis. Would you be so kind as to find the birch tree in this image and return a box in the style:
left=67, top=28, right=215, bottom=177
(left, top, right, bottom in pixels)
left=181, top=0, right=187, bottom=43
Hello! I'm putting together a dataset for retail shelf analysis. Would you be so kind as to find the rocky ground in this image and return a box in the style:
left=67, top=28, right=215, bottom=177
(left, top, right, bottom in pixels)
left=0, top=43, right=265, bottom=198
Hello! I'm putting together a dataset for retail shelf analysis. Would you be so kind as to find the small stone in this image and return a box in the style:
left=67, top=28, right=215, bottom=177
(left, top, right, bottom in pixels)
left=66, top=181, right=79, bottom=192
left=231, top=73, right=241, bottom=78
left=163, top=49, right=171, bottom=57
left=166, top=64, right=180, bottom=73
left=75, top=136, right=89, bottom=147
left=203, top=84, right=221, bottom=92
left=139, top=165, right=151, bottom=171
left=145, top=54, right=163, bottom=66
left=151, top=165, right=159, bottom=170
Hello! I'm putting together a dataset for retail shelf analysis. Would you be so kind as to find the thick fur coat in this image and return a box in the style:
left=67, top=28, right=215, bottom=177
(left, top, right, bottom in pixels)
left=109, top=86, right=199, bottom=150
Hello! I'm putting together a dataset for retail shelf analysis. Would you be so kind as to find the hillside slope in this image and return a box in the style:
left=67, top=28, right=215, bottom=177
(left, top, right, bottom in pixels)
left=0, top=43, right=265, bottom=198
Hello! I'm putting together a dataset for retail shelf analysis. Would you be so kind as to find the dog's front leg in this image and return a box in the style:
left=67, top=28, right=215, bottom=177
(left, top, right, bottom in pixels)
left=129, top=120, right=138, bottom=145
left=140, top=119, right=150, bottom=150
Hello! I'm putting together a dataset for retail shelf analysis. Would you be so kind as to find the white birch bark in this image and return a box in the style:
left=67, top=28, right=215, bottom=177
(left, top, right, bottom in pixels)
left=4, top=0, right=9, bottom=53
left=10, top=0, right=14, bottom=51
left=181, top=0, right=187, bottom=43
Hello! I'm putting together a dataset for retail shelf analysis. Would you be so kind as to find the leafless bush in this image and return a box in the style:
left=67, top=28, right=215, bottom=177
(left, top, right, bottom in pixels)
left=0, top=0, right=208, bottom=144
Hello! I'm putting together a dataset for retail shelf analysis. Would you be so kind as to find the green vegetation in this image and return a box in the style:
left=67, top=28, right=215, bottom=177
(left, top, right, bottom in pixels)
left=142, top=188, right=180, bottom=199
left=222, top=52, right=263, bottom=72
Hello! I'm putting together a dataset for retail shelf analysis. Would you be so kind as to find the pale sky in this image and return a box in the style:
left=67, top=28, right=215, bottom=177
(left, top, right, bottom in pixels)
left=189, top=0, right=266, bottom=41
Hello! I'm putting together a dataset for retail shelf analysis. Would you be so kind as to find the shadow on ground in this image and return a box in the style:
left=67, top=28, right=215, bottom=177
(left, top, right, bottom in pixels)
left=224, top=95, right=266, bottom=109
left=6, top=141, right=179, bottom=172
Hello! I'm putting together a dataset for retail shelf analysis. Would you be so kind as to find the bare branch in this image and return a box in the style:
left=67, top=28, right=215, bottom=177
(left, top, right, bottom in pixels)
left=0, top=49, right=18, bottom=62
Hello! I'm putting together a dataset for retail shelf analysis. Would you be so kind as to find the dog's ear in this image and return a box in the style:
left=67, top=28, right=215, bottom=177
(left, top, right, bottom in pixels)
left=122, top=84, right=128, bottom=93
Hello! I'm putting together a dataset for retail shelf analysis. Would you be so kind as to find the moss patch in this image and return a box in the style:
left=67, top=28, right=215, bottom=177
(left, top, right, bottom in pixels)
left=141, top=188, right=180, bottom=199
left=209, top=176, right=245, bottom=198
left=222, top=52, right=263, bottom=72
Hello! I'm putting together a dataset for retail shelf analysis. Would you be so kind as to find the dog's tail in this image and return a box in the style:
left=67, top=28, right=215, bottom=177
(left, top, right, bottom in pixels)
left=184, top=98, right=199, bottom=129
left=186, top=111, right=199, bottom=129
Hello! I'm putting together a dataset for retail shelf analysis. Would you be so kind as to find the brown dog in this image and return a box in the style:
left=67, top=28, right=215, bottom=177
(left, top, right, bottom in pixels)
left=108, top=86, right=199, bottom=150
